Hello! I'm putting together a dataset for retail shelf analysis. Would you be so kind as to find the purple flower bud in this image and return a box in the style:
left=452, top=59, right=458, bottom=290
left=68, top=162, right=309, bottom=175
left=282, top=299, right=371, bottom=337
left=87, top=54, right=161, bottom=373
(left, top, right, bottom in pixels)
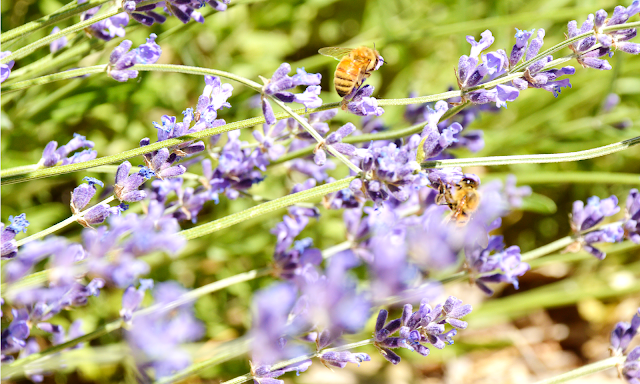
left=525, top=29, right=546, bottom=61
left=510, top=28, right=534, bottom=67
left=120, top=279, right=154, bottom=322
left=611, top=308, right=640, bottom=354
left=467, top=30, right=495, bottom=59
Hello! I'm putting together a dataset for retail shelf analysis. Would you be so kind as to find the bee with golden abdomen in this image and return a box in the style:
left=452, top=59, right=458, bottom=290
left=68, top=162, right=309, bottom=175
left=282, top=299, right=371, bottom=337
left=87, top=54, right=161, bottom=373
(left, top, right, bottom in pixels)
left=435, top=176, right=481, bottom=225
left=318, top=46, right=383, bottom=102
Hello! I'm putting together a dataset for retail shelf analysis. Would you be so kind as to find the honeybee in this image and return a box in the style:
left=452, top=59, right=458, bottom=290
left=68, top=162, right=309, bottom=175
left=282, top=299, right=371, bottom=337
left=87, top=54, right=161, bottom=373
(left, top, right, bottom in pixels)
left=318, top=46, right=383, bottom=99
left=435, top=176, right=481, bottom=225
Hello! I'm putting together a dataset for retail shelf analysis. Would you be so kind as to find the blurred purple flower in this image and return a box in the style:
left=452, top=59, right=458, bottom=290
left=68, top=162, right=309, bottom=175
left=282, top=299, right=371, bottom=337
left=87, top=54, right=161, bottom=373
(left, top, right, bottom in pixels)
left=127, top=281, right=205, bottom=378
left=120, top=279, right=154, bottom=322
left=319, top=351, right=371, bottom=368
left=251, top=360, right=312, bottom=384
left=251, top=283, right=300, bottom=365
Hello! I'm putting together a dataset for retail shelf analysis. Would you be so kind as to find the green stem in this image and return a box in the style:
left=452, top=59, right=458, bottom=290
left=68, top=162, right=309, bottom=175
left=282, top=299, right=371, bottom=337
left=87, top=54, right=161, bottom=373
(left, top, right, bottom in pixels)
left=0, top=0, right=110, bottom=44
left=1, top=65, right=106, bottom=93
left=14, top=195, right=116, bottom=247
left=179, top=177, right=356, bottom=240
left=521, top=237, right=575, bottom=261
left=532, top=356, right=624, bottom=384
left=484, top=172, right=640, bottom=185
left=421, top=136, right=640, bottom=169
left=165, top=338, right=376, bottom=384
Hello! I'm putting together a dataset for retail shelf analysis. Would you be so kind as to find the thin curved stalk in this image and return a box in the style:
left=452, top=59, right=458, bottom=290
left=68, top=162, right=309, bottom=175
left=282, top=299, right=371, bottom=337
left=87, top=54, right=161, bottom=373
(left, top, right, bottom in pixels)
left=179, top=177, right=356, bottom=240
left=421, top=136, right=640, bottom=168
left=531, top=356, right=624, bottom=384
left=14, top=196, right=116, bottom=247
left=484, top=172, right=640, bottom=185
left=0, top=0, right=110, bottom=44
left=268, top=96, right=362, bottom=173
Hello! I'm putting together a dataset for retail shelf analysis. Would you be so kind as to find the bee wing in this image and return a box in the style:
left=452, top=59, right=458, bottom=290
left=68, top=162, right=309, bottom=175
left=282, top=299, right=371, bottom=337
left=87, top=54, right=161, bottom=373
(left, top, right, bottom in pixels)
left=318, top=47, right=354, bottom=60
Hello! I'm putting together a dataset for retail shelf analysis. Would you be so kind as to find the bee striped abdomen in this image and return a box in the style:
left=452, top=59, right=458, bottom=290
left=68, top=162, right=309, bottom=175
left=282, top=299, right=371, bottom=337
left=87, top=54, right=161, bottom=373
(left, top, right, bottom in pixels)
left=334, top=57, right=360, bottom=97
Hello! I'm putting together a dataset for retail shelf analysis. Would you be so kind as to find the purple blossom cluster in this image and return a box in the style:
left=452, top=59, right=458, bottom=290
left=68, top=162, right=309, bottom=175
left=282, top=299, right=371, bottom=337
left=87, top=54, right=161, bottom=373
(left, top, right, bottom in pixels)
left=124, top=0, right=229, bottom=26
left=569, top=1, right=640, bottom=70
left=568, top=195, right=624, bottom=259
left=108, top=34, right=162, bottom=82
left=260, top=64, right=323, bottom=125
left=374, top=297, right=472, bottom=364
left=78, top=0, right=230, bottom=39
left=125, top=281, right=205, bottom=378
left=39, top=133, right=96, bottom=168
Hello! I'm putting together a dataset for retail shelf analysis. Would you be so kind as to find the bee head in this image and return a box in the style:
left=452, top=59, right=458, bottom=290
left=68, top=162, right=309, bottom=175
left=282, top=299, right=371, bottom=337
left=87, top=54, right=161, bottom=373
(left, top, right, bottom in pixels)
left=461, top=175, right=480, bottom=189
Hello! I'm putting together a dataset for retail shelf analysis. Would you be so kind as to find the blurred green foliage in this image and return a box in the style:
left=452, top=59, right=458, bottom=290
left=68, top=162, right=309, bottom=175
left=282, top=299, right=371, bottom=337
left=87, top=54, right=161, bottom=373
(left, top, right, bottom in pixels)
left=1, top=0, right=639, bottom=382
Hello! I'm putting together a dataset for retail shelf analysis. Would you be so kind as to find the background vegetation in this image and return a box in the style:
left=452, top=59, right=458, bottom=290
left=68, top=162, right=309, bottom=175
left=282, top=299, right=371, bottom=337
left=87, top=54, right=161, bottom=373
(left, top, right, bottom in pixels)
left=1, top=0, right=639, bottom=382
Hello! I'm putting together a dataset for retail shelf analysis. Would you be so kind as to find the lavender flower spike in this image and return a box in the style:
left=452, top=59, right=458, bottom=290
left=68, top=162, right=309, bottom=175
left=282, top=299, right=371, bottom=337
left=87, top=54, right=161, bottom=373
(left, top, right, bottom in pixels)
left=374, top=297, right=472, bottom=364
left=108, top=34, right=162, bottom=82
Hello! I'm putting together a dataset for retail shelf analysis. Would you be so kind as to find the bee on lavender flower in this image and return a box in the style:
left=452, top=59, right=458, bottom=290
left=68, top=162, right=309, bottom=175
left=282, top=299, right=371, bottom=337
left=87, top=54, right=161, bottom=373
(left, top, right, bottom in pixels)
left=319, top=46, right=383, bottom=106
left=436, top=176, right=481, bottom=225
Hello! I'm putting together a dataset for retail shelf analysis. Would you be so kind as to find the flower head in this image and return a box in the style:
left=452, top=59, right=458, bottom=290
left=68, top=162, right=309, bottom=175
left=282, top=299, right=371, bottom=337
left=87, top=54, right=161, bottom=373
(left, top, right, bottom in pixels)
left=374, top=296, right=472, bottom=364
left=260, top=64, right=322, bottom=124
left=108, top=34, right=162, bottom=82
